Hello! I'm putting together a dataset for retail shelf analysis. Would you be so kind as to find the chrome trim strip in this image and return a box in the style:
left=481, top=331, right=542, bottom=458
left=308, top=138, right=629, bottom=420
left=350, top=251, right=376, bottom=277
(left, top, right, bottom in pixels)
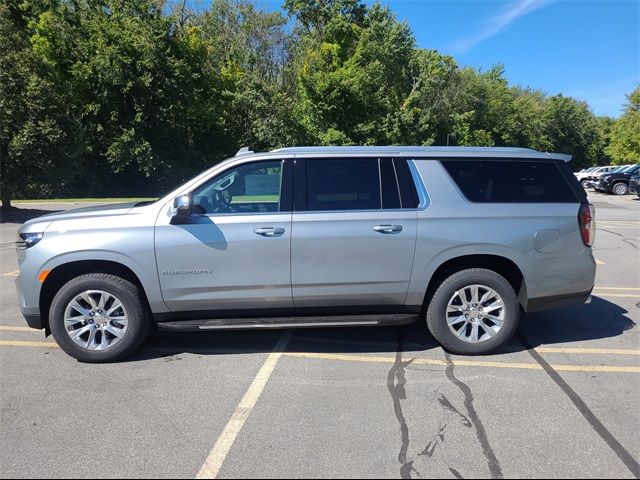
left=198, top=321, right=380, bottom=330
left=407, top=160, right=431, bottom=210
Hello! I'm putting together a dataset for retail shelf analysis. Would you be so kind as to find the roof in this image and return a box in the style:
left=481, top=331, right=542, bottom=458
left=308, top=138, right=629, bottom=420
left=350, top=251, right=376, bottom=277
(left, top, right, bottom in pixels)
left=264, top=146, right=572, bottom=162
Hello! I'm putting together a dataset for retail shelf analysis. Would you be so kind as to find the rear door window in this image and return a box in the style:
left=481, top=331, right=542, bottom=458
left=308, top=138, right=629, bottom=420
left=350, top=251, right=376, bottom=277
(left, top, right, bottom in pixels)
left=441, top=160, right=578, bottom=203
left=305, top=158, right=381, bottom=211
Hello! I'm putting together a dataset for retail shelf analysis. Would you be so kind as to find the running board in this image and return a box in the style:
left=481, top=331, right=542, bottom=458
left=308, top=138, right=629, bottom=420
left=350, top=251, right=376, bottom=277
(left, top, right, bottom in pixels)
left=157, top=314, right=419, bottom=332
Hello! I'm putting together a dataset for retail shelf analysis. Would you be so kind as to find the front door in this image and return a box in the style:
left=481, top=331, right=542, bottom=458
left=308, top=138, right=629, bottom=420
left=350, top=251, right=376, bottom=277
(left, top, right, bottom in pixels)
left=155, top=159, right=293, bottom=312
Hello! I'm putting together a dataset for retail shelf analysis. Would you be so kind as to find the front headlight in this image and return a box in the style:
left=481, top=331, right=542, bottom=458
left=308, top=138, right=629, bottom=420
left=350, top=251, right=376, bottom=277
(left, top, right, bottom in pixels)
left=16, top=232, right=44, bottom=250
left=604, top=175, right=611, bottom=181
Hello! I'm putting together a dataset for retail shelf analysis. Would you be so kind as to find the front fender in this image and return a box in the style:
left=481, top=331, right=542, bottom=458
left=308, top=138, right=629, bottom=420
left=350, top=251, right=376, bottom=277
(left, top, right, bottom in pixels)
left=20, top=228, right=168, bottom=315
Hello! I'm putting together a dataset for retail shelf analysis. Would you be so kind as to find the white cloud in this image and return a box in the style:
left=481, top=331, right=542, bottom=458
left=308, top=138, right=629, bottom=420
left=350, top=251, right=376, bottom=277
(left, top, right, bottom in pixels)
left=449, top=0, right=557, bottom=54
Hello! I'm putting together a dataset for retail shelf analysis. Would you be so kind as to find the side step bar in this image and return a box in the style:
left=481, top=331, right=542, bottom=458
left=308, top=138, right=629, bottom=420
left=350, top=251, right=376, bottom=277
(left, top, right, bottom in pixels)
left=157, top=314, right=419, bottom=332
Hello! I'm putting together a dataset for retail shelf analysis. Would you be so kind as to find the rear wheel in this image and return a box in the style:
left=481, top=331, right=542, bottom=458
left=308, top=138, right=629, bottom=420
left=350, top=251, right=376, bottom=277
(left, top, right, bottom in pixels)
left=426, top=268, right=519, bottom=355
left=612, top=182, right=628, bottom=195
left=50, top=273, right=150, bottom=362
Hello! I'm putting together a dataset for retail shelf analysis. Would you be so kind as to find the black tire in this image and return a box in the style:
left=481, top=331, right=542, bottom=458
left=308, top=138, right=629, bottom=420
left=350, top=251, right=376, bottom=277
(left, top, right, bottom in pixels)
left=580, top=179, right=589, bottom=189
left=426, top=268, right=519, bottom=355
left=612, top=182, right=628, bottom=195
left=49, top=273, right=150, bottom=362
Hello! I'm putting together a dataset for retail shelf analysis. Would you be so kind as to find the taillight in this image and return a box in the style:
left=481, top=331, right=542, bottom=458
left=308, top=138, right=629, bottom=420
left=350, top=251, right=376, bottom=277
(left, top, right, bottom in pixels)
left=578, top=203, right=595, bottom=247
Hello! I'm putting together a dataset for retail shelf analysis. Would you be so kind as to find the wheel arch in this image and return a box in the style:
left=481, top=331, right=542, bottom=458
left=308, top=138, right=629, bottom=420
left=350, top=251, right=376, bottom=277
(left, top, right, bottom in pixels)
left=40, top=260, right=151, bottom=332
left=422, top=254, right=526, bottom=312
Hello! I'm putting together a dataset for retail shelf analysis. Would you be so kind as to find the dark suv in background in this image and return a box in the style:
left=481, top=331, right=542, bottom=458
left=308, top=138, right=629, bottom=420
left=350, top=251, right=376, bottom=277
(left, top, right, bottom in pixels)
left=596, top=164, right=640, bottom=195
left=629, top=171, right=640, bottom=198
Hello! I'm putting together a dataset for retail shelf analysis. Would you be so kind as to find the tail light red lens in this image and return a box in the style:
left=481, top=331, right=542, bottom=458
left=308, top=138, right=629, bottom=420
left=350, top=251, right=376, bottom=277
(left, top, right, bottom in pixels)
left=578, top=203, right=595, bottom=247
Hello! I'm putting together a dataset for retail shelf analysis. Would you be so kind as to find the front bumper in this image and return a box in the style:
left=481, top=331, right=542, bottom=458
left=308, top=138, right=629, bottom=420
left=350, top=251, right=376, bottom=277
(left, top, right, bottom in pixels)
left=15, top=274, right=44, bottom=330
left=22, top=313, right=45, bottom=330
left=595, top=179, right=609, bottom=191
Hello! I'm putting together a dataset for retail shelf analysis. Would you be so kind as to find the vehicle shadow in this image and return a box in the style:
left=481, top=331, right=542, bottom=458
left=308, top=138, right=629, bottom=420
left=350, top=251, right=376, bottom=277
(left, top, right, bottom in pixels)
left=517, top=295, right=636, bottom=349
left=0, top=207, right=60, bottom=224
left=127, top=296, right=635, bottom=362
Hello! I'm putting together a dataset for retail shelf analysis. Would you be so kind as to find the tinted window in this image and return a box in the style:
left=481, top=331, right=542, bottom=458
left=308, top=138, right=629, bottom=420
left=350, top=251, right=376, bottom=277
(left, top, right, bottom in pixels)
left=306, top=159, right=381, bottom=211
left=192, top=160, right=283, bottom=214
left=381, top=158, right=401, bottom=209
left=441, top=160, right=578, bottom=203
left=394, top=159, right=420, bottom=208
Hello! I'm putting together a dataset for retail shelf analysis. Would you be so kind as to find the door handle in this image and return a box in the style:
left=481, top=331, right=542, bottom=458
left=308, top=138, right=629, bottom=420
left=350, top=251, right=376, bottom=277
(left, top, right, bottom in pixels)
left=254, top=227, right=285, bottom=237
left=373, top=225, right=403, bottom=234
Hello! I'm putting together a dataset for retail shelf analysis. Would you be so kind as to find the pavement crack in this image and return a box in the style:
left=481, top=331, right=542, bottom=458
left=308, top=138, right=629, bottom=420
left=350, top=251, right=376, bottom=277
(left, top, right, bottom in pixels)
left=444, top=353, right=504, bottom=479
left=518, top=330, right=640, bottom=478
left=599, top=229, right=640, bottom=250
left=599, top=228, right=623, bottom=237
left=418, top=424, right=446, bottom=458
left=387, top=327, right=417, bottom=479
left=449, top=467, right=464, bottom=479
left=437, top=395, right=472, bottom=428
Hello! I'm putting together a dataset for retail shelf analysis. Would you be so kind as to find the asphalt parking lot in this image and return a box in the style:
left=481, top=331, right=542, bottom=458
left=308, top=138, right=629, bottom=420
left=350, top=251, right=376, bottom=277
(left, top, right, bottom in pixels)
left=1, top=194, right=639, bottom=479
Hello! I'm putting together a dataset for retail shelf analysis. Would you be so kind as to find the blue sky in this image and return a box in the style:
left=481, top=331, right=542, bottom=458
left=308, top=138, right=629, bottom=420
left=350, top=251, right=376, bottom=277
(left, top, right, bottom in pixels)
left=249, top=0, right=638, bottom=118
left=380, top=0, right=639, bottom=118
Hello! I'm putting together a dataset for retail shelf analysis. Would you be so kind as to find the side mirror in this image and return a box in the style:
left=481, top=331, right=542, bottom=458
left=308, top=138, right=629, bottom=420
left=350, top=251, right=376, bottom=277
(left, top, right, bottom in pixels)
left=171, top=194, right=192, bottom=223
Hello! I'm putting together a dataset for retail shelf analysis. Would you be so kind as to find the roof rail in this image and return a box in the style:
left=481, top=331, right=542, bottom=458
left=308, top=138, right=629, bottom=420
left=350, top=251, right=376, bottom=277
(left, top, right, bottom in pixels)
left=236, top=147, right=254, bottom=156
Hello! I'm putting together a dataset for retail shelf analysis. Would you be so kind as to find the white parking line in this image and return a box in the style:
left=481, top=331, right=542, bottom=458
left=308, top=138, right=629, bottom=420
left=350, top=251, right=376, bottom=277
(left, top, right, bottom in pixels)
left=195, top=330, right=294, bottom=479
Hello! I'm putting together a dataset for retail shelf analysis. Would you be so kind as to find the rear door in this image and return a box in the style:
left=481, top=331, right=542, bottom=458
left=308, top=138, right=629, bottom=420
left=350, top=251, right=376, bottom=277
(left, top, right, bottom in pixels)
left=291, top=157, right=419, bottom=307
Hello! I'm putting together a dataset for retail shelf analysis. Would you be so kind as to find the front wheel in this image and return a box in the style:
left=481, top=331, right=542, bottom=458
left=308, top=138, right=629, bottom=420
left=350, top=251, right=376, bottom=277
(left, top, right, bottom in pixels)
left=426, top=268, right=520, bottom=355
left=50, top=273, right=150, bottom=362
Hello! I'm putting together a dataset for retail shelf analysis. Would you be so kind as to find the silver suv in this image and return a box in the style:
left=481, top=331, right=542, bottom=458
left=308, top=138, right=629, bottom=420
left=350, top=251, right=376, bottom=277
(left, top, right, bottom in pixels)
left=15, top=147, right=596, bottom=362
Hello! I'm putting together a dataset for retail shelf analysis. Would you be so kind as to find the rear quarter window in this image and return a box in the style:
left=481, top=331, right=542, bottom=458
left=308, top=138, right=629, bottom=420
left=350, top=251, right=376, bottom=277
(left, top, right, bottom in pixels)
left=441, top=160, right=579, bottom=203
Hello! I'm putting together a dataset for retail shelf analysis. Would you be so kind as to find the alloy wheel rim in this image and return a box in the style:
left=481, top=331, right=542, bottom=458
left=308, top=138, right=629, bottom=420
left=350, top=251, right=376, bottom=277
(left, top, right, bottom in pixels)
left=63, top=290, right=128, bottom=351
left=614, top=183, right=627, bottom=195
left=446, top=284, right=505, bottom=344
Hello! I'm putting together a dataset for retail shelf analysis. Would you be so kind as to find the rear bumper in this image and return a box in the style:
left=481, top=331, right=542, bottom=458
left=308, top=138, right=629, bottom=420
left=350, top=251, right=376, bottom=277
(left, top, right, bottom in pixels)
left=525, top=289, right=593, bottom=313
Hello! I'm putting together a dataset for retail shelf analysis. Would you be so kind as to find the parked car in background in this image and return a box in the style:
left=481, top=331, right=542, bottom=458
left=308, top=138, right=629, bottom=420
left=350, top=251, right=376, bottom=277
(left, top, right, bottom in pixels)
left=592, top=165, right=628, bottom=192
left=597, top=165, right=640, bottom=195
left=575, top=167, right=599, bottom=188
left=583, top=166, right=619, bottom=189
left=628, top=171, right=640, bottom=198
left=15, top=146, right=596, bottom=362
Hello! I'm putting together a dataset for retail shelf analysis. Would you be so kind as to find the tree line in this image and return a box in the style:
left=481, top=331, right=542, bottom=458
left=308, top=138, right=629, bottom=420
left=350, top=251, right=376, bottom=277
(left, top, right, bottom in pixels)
left=1, top=0, right=638, bottom=207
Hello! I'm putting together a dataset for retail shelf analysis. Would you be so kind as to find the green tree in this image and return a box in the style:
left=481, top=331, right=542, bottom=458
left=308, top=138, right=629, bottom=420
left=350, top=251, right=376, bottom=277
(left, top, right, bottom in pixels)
left=200, top=0, right=298, bottom=151
left=0, top=0, right=627, bottom=204
left=396, top=49, right=464, bottom=145
left=0, top=0, right=85, bottom=208
left=543, top=94, right=600, bottom=169
left=606, top=87, right=640, bottom=165
left=292, top=2, right=415, bottom=145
